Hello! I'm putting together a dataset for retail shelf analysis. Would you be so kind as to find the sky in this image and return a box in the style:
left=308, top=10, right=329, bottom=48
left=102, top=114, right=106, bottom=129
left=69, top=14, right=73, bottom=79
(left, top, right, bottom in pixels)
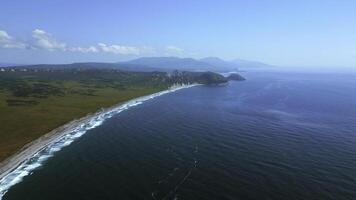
left=0, top=0, right=356, bottom=67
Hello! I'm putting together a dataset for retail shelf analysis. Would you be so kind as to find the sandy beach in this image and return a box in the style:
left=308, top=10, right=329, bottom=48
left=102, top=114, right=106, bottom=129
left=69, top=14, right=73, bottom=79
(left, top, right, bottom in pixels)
left=0, top=104, right=115, bottom=181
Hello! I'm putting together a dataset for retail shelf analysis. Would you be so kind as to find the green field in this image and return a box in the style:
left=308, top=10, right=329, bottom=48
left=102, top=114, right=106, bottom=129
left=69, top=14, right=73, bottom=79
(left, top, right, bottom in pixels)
left=0, top=68, right=228, bottom=162
left=0, top=69, right=171, bottom=162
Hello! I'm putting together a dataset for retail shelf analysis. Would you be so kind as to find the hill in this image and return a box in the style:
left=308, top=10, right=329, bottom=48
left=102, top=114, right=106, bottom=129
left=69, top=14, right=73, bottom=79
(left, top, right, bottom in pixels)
left=120, top=57, right=215, bottom=71
left=5, top=62, right=160, bottom=72
left=2, top=56, right=271, bottom=72
left=121, top=56, right=272, bottom=72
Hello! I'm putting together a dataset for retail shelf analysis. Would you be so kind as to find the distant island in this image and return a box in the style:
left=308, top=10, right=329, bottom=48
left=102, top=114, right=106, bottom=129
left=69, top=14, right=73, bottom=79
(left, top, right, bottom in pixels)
left=0, top=62, right=245, bottom=180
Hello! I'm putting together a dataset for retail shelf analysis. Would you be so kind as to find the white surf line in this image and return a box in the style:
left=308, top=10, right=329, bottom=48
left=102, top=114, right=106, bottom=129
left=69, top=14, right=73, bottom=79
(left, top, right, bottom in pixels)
left=0, top=83, right=199, bottom=200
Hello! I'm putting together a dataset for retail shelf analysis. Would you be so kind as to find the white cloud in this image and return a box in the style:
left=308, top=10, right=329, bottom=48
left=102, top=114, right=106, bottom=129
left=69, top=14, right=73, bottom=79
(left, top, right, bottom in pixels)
left=32, top=29, right=66, bottom=51
left=98, top=43, right=141, bottom=55
left=96, top=44, right=156, bottom=55
left=0, top=29, right=159, bottom=56
left=69, top=46, right=98, bottom=53
left=166, top=45, right=184, bottom=53
left=0, top=30, right=26, bottom=49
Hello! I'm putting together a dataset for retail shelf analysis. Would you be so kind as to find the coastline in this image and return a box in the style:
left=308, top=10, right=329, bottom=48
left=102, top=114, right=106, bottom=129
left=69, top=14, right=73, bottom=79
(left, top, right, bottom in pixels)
left=0, top=84, right=198, bottom=198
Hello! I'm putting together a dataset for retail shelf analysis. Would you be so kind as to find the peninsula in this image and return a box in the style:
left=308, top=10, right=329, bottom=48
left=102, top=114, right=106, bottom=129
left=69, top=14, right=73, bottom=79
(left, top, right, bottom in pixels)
left=0, top=64, right=242, bottom=181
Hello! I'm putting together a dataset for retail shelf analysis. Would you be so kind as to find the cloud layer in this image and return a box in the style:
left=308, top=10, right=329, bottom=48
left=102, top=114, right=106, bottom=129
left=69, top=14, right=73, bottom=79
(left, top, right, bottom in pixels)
left=98, top=43, right=140, bottom=55
left=0, top=31, right=27, bottom=49
left=69, top=46, right=98, bottom=53
left=166, top=45, right=184, bottom=53
left=32, top=29, right=66, bottom=51
left=0, top=29, right=181, bottom=56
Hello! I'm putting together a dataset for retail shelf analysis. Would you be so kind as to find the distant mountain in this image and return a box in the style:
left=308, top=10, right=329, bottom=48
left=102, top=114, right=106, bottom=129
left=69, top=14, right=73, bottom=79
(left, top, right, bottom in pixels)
left=231, top=59, right=273, bottom=69
left=7, top=62, right=160, bottom=72
left=199, top=57, right=239, bottom=71
left=200, top=57, right=272, bottom=71
left=122, top=56, right=272, bottom=72
left=121, top=57, right=214, bottom=71
left=0, top=63, right=27, bottom=67
left=4, top=57, right=272, bottom=73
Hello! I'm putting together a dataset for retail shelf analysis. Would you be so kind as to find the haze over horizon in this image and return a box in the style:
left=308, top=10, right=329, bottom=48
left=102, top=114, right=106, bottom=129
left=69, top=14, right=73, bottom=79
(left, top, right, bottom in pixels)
left=1, top=0, right=356, bottom=68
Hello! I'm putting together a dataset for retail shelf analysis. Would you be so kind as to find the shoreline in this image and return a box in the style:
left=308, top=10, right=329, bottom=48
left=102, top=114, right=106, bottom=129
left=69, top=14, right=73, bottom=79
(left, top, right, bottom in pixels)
left=0, top=84, right=198, bottom=198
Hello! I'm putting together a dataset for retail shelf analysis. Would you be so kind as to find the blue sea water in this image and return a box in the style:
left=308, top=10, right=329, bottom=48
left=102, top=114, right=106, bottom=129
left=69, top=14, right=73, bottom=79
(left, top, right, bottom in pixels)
left=3, top=70, right=356, bottom=200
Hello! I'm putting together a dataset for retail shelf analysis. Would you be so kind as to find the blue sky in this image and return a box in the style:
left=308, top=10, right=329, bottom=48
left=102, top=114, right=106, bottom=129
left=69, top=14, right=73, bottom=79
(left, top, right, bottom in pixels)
left=0, top=0, right=356, bottom=67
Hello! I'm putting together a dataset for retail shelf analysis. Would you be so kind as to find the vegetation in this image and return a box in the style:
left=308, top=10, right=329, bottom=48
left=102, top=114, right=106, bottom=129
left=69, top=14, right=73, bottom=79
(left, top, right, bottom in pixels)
left=168, top=70, right=228, bottom=85
left=227, top=73, right=246, bottom=81
left=0, top=67, right=228, bottom=162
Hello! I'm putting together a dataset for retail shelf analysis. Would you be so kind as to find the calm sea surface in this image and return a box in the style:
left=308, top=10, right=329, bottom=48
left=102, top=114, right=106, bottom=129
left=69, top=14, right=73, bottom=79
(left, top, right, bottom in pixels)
left=4, top=71, right=356, bottom=200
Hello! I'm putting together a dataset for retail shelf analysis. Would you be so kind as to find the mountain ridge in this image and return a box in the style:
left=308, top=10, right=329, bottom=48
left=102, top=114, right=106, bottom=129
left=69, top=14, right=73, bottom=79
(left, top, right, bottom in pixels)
left=1, top=57, right=272, bottom=72
left=120, top=56, right=272, bottom=72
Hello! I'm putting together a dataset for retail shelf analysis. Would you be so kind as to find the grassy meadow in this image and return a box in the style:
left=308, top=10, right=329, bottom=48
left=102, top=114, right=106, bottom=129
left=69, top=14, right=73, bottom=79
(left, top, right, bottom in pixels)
left=0, top=69, right=170, bottom=162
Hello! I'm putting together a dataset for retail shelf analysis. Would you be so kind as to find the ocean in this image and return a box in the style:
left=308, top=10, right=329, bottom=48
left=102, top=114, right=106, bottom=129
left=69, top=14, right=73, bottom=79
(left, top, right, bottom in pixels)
left=2, top=70, right=356, bottom=200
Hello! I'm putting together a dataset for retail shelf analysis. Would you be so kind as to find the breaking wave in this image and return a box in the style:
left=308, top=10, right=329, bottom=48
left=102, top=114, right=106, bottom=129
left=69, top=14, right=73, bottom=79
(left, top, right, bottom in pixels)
left=0, top=84, right=197, bottom=200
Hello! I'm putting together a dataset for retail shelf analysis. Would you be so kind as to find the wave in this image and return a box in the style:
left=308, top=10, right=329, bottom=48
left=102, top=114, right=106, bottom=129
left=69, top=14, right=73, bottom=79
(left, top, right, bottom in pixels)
left=0, top=84, right=198, bottom=200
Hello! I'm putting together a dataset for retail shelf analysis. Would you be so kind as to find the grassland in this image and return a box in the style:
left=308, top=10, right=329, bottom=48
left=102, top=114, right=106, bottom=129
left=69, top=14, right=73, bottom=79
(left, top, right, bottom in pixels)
left=0, top=67, right=229, bottom=163
left=0, top=69, right=171, bottom=162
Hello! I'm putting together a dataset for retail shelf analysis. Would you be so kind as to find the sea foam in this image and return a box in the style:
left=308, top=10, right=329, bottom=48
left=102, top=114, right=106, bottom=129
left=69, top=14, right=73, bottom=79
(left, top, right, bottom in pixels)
left=0, top=84, right=197, bottom=199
